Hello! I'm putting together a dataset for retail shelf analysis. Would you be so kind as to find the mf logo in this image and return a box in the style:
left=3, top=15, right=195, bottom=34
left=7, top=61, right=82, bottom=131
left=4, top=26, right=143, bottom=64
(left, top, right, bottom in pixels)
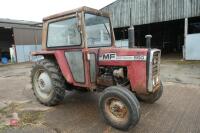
left=100, top=53, right=116, bottom=60
left=99, top=53, right=147, bottom=61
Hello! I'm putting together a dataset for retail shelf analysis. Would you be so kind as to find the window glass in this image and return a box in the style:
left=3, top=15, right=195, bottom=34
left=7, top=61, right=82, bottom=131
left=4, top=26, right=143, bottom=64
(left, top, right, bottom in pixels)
left=47, top=17, right=81, bottom=47
left=85, top=13, right=111, bottom=47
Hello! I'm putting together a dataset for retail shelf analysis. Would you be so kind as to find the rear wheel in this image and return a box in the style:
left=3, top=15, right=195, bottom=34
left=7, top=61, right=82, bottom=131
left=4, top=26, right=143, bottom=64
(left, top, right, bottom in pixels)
left=99, top=86, right=140, bottom=131
left=137, top=82, right=163, bottom=103
left=31, top=59, right=66, bottom=106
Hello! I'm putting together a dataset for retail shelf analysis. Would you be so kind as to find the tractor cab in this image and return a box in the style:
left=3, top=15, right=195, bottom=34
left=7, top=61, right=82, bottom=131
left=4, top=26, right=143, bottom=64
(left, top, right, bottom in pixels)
left=36, top=7, right=116, bottom=88
left=42, top=6, right=115, bottom=49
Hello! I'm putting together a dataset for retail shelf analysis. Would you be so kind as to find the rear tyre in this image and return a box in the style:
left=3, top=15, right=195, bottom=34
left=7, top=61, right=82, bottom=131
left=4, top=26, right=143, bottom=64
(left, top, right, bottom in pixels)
left=31, top=59, right=66, bottom=106
left=137, top=82, right=163, bottom=104
left=99, top=86, right=140, bottom=131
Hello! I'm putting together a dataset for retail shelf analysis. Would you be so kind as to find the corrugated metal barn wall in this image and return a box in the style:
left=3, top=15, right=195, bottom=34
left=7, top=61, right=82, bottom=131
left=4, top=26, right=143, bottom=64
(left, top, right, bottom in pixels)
left=13, top=28, right=42, bottom=62
left=101, top=0, right=200, bottom=28
left=14, top=28, right=42, bottom=45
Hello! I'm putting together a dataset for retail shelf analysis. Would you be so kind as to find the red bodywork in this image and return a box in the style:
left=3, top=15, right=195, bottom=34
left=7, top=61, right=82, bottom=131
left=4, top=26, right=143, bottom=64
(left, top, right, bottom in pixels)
left=32, top=7, right=150, bottom=95
left=33, top=47, right=148, bottom=94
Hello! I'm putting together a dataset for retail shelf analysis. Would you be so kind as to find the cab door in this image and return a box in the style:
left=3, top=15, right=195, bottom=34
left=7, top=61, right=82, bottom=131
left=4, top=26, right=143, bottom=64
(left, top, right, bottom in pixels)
left=47, top=15, right=91, bottom=86
left=65, top=50, right=86, bottom=84
left=65, top=49, right=97, bottom=88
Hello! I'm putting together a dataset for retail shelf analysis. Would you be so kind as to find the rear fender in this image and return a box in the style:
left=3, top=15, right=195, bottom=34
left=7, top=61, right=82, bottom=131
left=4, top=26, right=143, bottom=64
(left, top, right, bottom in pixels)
left=32, top=51, right=73, bottom=84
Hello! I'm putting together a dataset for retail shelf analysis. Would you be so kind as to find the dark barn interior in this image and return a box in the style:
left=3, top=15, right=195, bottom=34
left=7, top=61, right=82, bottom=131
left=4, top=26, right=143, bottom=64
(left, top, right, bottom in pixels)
left=188, top=17, right=200, bottom=34
left=114, top=19, right=185, bottom=59
left=0, top=27, right=14, bottom=62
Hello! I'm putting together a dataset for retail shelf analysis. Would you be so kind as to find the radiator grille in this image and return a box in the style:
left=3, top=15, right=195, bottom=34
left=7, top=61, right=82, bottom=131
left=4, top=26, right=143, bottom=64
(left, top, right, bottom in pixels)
left=152, top=51, right=160, bottom=86
left=147, top=50, right=161, bottom=92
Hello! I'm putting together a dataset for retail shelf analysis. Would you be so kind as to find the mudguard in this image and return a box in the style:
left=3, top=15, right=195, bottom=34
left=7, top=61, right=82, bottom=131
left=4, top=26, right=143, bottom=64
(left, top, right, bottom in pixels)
left=32, top=50, right=74, bottom=84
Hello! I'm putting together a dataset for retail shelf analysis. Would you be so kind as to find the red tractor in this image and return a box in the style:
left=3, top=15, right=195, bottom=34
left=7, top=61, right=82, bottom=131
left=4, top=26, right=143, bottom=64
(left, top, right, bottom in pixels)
left=31, top=7, right=163, bottom=130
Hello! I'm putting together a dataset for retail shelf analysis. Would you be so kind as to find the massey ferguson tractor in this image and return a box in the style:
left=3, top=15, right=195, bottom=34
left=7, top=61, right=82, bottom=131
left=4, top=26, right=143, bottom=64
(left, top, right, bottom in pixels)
left=31, top=7, right=163, bottom=130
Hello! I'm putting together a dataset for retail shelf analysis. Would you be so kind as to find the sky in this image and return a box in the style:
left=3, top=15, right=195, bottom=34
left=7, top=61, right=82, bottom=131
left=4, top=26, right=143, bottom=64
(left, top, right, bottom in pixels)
left=0, top=0, right=116, bottom=22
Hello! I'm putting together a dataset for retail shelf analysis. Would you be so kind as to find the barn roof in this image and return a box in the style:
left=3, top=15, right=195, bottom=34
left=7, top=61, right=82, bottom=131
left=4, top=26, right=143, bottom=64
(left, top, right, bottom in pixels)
left=0, top=18, right=41, bottom=29
left=101, top=0, right=200, bottom=28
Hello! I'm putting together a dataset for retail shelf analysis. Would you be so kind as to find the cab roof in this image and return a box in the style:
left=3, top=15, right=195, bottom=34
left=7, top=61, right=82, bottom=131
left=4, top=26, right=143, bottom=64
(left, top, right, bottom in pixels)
left=43, top=6, right=110, bottom=21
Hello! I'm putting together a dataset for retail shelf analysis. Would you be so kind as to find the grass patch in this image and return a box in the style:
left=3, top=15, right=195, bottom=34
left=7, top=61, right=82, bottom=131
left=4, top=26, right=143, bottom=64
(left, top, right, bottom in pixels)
left=162, top=60, right=200, bottom=65
left=176, top=61, right=200, bottom=65
left=0, top=103, right=45, bottom=132
left=0, top=103, right=19, bottom=116
left=0, top=125, right=12, bottom=133
left=19, top=111, right=44, bottom=127
left=0, top=103, right=20, bottom=132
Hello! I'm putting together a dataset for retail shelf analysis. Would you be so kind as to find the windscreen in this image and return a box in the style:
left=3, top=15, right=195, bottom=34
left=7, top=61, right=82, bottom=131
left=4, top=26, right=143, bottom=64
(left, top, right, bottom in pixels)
left=85, top=13, right=111, bottom=47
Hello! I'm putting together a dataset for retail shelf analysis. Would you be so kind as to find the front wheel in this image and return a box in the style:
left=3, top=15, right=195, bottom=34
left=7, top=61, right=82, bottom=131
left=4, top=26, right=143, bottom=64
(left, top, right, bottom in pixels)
left=99, top=86, right=140, bottom=131
left=31, top=59, right=66, bottom=106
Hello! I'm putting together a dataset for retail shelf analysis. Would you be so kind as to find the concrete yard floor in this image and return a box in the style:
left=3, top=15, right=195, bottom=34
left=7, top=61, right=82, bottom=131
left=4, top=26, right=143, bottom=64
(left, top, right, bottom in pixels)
left=0, top=61, right=200, bottom=133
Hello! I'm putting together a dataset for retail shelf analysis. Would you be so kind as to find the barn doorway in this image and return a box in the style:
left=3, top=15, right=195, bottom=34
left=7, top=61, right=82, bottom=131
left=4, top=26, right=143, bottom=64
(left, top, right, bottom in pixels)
left=114, top=19, right=185, bottom=60
left=0, top=27, right=14, bottom=64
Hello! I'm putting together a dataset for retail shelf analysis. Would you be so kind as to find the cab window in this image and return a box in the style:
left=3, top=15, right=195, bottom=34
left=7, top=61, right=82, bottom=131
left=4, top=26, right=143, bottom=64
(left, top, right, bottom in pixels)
left=47, top=17, right=81, bottom=47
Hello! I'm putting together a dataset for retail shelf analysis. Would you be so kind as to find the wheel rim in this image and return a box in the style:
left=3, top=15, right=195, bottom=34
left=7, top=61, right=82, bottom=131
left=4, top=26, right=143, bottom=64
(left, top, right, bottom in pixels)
left=34, top=69, right=53, bottom=99
left=105, top=97, right=129, bottom=123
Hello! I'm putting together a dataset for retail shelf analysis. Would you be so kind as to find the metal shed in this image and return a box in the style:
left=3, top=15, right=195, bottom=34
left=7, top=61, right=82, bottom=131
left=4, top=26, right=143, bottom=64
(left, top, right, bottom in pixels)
left=102, top=0, right=200, bottom=27
left=0, top=19, right=42, bottom=64
left=101, top=0, right=200, bottom=60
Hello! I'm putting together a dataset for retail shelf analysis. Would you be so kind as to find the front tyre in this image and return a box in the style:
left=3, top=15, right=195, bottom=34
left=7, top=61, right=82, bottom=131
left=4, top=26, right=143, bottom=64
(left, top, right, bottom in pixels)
left=31, top=59, right=66, bottom=106
left=99, top=86, right=140, bottom=131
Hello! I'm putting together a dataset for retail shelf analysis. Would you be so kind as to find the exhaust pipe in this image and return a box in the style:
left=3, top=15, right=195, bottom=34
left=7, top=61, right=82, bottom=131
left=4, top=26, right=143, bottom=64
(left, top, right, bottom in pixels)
left=128, top=26, right=135, bottom=48
left=145, top=35, right=152, bottom=48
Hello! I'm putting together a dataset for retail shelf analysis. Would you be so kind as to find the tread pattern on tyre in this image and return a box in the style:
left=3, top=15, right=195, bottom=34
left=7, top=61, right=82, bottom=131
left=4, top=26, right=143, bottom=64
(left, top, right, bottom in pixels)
left=99, top=86, right=140, bottom=130
left=31, top=59, right=66, bottom=106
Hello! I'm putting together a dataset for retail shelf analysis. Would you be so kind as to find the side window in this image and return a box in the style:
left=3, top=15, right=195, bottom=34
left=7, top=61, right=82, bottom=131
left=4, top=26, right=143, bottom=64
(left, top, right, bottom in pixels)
left=47, top=17, right=81, bottom=47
